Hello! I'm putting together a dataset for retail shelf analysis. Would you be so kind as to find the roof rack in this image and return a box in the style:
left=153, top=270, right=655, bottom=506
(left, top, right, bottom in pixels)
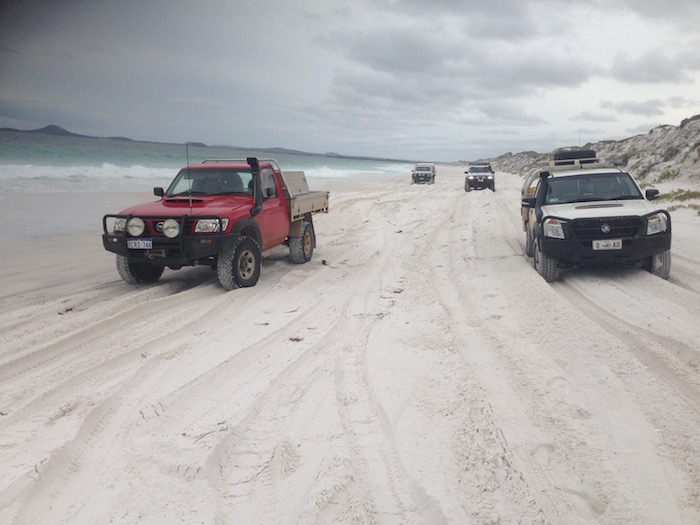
left=546, top=156, right=626, bottom=173
left=201, top=158, right=282, bottom=173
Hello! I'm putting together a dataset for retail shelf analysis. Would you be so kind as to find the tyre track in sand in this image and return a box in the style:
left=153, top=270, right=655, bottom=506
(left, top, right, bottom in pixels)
left=442, top=186, right=619, bottom=523
left=202, top=183, right=448, bottom=524
left=0, top=276, right=223, bottom=415
left=0, top=279, right=250, bottom=516
left=2, top=250, right=345, bottom=521
left=421, top=184, right=551, bottom=523
left=558, top=274, right=700, bottom=410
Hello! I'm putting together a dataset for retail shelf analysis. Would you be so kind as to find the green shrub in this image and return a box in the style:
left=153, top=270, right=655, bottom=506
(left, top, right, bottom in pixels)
left=658, top=168, right=680, bottom=182
left=657, top=189, right=700, bottom=202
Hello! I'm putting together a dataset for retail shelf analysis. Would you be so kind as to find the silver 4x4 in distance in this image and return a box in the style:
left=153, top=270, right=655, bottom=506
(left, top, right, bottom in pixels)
left=521, top=150, right=671, bottom=282
left=464, top=163, right=495, bottom=191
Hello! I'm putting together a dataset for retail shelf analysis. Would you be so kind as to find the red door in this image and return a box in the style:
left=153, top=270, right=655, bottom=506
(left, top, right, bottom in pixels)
left=257, top=168, right=288, bottom=249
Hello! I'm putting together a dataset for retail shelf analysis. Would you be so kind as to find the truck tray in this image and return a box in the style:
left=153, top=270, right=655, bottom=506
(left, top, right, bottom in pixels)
left=281, top=170, right=329, bottom=221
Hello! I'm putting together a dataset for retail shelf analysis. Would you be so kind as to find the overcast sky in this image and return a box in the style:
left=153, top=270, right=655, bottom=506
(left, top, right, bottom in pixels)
left=2, top=0, right=700, bottom=161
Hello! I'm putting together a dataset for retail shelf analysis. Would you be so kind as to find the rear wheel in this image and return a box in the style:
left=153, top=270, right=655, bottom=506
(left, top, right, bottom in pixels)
left=289, top=221, right=314, bottom=264
left=116, top=255, right=163, bottom=284
left=217, top=236, right=261, bottom=290
left=534, top=237, right=561, bottom=282
left=643, top=249, right=671, bottom=279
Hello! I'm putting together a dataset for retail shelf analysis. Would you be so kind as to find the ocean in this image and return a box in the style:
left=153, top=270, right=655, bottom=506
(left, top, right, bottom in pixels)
left=0, top=130, right=413, bottom=193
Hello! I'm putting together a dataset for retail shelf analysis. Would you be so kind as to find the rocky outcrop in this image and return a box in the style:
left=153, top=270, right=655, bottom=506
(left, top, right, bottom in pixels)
left=489, top=115, right=700, bottom=186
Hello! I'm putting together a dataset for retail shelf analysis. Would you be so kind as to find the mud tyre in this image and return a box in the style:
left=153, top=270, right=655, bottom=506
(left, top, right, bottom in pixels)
left=116, top=255, right=164, bottom=284
left=217, top=236, right=261, bottom=290
left=289, top=221, right=314, bottom=264
left=534, top=237, right=561, bottom=282
left=465, top=181, right=472, bottom=192
left=643, top=249, right=671, bottom=279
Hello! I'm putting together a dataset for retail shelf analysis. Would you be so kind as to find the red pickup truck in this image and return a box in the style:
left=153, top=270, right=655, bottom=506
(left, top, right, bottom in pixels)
left=102, top=157, right=329, bottom=290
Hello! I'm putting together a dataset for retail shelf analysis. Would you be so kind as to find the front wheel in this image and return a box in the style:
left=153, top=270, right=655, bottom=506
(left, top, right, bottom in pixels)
left=643, top=249, right=671, bottom=279
left=289, top=221, right=314, bottom=264
left=464, top=181, right=471, bottom=192
left=534, top=237, right=561, bottom=282
left=116, top=255, right=164, bottom=284
left=217, top=236, right=261, bottom=290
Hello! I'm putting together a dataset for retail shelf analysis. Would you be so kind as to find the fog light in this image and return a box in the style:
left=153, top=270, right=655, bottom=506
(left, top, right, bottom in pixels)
left=127, top=217, right=145, bottom=236
left=162, top=218, right=180, bottom=238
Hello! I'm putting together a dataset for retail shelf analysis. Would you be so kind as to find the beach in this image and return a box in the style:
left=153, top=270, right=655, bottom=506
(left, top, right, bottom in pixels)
left=1, top=165, right=699, bottom=524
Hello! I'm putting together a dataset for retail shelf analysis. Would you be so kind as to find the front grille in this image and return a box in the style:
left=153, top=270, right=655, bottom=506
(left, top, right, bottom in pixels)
left=140, top=217, right=198, bottom=237
left=571, top=217, right=643, bottom=240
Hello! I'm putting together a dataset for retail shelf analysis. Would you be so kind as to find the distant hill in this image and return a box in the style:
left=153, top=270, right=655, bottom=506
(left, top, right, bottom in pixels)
left=0, top=124, right=87, bottom=138
left=0, top=125, right=410, bottom=163
left=487, top=114, right=700, bottom=185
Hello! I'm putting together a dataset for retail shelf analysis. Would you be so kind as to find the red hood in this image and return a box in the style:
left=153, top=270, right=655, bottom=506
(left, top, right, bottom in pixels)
left=118, top=195, right=254, bottom=219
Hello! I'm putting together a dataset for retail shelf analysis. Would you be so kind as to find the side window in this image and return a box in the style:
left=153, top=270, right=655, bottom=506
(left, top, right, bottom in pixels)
left=260, top=168, right=277, bottom=199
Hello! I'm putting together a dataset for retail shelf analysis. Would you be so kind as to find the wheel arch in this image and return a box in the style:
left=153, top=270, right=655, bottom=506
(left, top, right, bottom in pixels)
left=289, top=214, right=316, bottom=248
left=230, top=218, right=262, bottom=248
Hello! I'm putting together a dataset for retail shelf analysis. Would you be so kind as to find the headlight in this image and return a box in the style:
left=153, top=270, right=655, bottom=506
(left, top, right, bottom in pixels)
left=467, top=176, right=475, bottom=180
left=195, top=218, right=229, bottom=233
left=113, top=218, right=126, bottom=233
left=647, top=213, right=667, bottom=235
left=543, top=218, right=565, bottom=239
left=126, top=217, right=145, bottom=236
left=488, top=175, right=494, bottom=180
left=162, top=218, right=180, bottom=238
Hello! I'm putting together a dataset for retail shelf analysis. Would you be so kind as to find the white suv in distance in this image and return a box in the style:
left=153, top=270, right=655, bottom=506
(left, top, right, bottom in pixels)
left=412, top=163, right=436, bottom=184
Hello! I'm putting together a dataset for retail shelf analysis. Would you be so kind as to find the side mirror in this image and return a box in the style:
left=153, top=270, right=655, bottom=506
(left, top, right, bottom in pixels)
left=645, top=188, right=660, bottom=201
left=154, top=187, right=164, bottom=197
left=521, top=197, right=536, bottom=208
left=266, top=187, right=275, bottom=198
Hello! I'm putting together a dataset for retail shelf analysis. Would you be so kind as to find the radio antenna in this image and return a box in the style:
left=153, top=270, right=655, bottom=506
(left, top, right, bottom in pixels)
left=186, top=142, right=193, bottom=213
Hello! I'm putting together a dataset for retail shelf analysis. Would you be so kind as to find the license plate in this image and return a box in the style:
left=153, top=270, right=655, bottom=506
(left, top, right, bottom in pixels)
left=592, top=239, right=622, bottom=250
left=127, top=238, right=152, bottom=249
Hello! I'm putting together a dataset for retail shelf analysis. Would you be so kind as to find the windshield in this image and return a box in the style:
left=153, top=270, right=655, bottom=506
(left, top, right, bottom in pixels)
left=416, top=166, right=431, bottom=172
left=544, top=173, right=642, bottom=205
left=469, top=166, right=491, bottom=173
left=165, top=168, right=254, bottom=197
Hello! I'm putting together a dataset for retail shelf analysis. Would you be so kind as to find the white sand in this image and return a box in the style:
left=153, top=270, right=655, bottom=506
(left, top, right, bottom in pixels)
left=1, top=166, right=699, bottom=524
